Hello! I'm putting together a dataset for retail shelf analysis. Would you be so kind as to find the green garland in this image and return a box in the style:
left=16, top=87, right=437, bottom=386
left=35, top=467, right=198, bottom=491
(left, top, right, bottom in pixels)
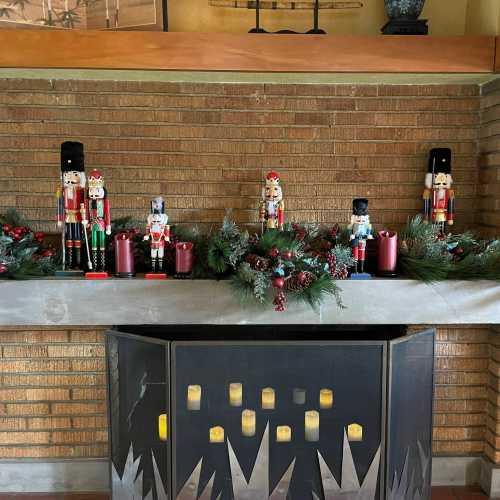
left=0, top=209, right=57, bottom=279
left=398, top=215, right=500, bottom=281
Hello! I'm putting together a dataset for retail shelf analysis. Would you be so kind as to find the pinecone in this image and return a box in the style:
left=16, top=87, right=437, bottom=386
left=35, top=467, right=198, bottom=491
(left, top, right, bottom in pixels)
left=285, top=271, right=314, bottom=292
left=273, top=290, right=287, bottom=312
left=245, top=253, right=269, bottom=271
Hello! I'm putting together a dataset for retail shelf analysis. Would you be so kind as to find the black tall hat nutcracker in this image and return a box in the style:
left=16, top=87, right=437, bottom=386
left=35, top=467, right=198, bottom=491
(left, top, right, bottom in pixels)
left=56, top=142, right=87, bottom=275
left=348, top=198, right=374, bottom=278
left=423, top=148, right=455, bottom=232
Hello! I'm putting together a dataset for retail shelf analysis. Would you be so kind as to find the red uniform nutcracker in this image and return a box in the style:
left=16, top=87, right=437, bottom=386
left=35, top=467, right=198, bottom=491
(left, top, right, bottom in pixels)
left=82, top=170, right=111, bottom=273
left=144, top=196, right=170, bottom=275
left=56, top=142, right=86, bottom=273
left=423, top=148, right=455, bottom=231
left=259, top=171, right=285, bottom=232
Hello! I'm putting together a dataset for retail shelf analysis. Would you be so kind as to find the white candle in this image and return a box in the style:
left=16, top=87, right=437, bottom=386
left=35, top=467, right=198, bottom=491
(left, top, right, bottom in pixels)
left=293, top=388, right=306, bottom=405
left=347, top=423, right=363, bottom=442
left=241, top=410, right=256, bottom=437
left=276, top=425, right=292, bottom=442
left=187, top=385, right=201, bottom=411
left=229, top=383, right=243, bottom=407
left=320, top=388, right=333, bottom=409
left=305, top=411, right=319, bottom=442
left=209, top=426, right=224, bottom=443
left=261, top=387, right=275, bottom=410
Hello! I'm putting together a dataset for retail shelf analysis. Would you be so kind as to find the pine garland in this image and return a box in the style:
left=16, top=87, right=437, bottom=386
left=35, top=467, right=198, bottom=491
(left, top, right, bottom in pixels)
left=0, top=209, right=57, bottom=279
left=398, top=215, right=500, bottom=281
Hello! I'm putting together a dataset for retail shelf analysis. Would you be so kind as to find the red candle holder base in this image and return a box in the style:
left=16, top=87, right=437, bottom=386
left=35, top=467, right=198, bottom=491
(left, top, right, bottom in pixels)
left=145, top=273, right=167, bottom=280
left=85, top=272, right=109, bottom=280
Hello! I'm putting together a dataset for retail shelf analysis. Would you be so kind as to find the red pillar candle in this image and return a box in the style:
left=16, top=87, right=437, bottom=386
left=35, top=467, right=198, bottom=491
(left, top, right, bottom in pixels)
left=115, top=232, right=135, bottom=278
left=176, top=242, right=194, bottom=275
left=377, top=230, right=398, bottom=277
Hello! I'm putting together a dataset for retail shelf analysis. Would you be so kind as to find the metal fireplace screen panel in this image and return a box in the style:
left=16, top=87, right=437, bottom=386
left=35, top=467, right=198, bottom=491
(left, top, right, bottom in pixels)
left=172, top=341, right=386, bottom=500
left=387, top=329, right=435, bottom=500
left=106, top=331, right=170, bottom=500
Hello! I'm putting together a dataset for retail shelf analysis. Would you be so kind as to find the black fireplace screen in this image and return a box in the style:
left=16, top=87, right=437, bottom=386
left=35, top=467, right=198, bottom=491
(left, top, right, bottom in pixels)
left=106, top=327, right=434, bottom=500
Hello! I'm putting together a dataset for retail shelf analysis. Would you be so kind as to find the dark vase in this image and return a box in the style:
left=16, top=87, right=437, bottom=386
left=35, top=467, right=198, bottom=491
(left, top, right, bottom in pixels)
left=384, top=0, right=426, bottom=19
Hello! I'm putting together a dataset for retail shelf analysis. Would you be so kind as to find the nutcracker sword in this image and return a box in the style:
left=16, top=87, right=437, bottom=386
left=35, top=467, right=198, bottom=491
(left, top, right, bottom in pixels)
left=80, top=203, right=93, bottom=271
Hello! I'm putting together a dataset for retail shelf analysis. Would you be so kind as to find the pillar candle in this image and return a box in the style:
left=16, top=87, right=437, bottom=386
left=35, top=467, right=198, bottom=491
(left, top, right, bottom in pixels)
left=293, top=388, right=306, bottom=405
left=276, top=425, right=292, bottom=442
left=261, top=387, right=275, bottom=409
left=229, top=383, right=243, bottom=407
left=377, top=230, right=398, bottom=276
left=187, top=385, right=201, bottom=411
left=158, top=414, right=167, bottom=441
left=319, top=388, right=333, bottom=409
left=305, top=411, right=319, bottom=442
left=209, top=426, right=224, bottom=443
left=241, top=410, right=256, bottom=437
left=114, top=232, right=135, bottom=278
left=347, top=423, right=363, bottom=442
left=176, top=242, right=194, bottom=274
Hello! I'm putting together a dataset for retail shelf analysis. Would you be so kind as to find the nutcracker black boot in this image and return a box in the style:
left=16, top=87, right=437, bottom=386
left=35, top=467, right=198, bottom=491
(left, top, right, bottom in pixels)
left=67, top=242, right=73, bottom=269
left=75, top=246, right=81, bottom=269
left=100, top=249, right=106, bottom=272
left=158, top=258, right=164, bottom=273
left=92, top=249, right=98, bottom=271
left=151, top=259, right=157, bottom=273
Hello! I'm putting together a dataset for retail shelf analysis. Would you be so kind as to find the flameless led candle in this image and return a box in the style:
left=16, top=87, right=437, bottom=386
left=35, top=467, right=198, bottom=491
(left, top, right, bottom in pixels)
left=209, top=426, right=225, bottom=443
left=229, top=383, right=243, bottom=407
left=241, top=410, right=256, bottom=437
left=276, top=425, right=292, bottom=442
left=158, top=414, right=167, bottom=441
left=261, top=387, right=275, bottom=410
left=187, top=385, right=201, bottom=411
left=305, top=411, right=320, bottom=442
left=319, top=388, right=333, bottom=409
left=347, top=423, right=363, bottom=442
left=293, top=388, right=306, bottom=405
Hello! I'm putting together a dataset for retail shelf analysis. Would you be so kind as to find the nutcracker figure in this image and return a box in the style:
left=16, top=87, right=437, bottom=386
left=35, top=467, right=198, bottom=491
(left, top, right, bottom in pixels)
left=82, top=169, right=111, bottom=275
left=144, top=196, right=170, bottom=277
left=348, top=198, right=374, bottom=277
left=423, top=148, right=454, bottom=231
left=56, top=141, right=87, bottom=275
left=259, top=171, right=285, bottom=232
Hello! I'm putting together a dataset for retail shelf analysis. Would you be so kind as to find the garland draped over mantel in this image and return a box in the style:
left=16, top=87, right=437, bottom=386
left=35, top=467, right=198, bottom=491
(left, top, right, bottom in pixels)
left=2, top=209, right=500, bottom=312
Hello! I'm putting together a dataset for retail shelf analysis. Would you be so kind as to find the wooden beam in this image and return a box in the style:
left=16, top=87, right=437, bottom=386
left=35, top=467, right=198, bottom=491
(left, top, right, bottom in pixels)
left=0, top=31, right=495, bottom=73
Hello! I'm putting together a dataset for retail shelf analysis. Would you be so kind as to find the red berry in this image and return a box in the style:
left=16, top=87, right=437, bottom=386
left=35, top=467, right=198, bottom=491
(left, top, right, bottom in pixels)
left=41, top=249, right=54, bottom=258
left=0, top=263, right=7, bottom=273
left=268, top=247, right=280, bottom=258
left=272, top=277, right=285, bottom=289
left=2, top=224, right=11, bottom=233
left=34, top=231, right=45, bottom=241
left=297, top=271, right=307, bottom=284
left=281, top=250, right=294, bottom=260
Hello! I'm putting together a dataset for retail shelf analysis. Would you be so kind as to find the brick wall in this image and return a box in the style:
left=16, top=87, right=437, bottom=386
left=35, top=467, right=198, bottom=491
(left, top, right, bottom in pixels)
left=0, top=325, right=495, bottom=461
left=0, top=78, right=480, bottom=233
left=479, top=80, right=500, bottom=237
left=0, top=327, right=107, bottom=458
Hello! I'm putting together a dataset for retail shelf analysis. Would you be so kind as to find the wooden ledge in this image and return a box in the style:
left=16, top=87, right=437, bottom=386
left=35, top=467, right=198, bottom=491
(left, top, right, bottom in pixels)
left=0, top=31, right=495, bottom=73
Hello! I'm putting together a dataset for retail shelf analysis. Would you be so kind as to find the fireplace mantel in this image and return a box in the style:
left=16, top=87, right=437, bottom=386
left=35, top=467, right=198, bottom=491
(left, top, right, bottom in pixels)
left=1, top=279, right=499, bottom=326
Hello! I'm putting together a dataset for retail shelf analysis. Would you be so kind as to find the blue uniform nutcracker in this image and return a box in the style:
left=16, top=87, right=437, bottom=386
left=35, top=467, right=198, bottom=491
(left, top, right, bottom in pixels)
left=348, top=198, right=374, bottom=277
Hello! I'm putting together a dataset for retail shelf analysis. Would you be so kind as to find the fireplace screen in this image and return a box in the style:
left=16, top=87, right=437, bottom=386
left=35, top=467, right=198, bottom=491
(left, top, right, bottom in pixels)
left=106, top=327, right=434, bottom=500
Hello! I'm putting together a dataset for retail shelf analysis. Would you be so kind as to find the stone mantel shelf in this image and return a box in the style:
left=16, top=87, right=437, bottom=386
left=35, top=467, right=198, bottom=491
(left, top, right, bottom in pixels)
left=0, top=278, right=499, bottom=326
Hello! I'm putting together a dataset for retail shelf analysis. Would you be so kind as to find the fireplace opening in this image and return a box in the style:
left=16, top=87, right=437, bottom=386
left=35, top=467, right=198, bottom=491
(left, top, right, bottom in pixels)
left=107, top=325, right=434, bottom=500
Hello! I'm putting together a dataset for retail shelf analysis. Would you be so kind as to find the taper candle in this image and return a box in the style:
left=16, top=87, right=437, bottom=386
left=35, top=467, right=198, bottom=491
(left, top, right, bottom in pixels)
left=319, top=388, right=333, bottom=409
left=241, top=410, right=256, bottom=437
left=158, top=414, right=167, bottom=441
left=276, top=425, right=292, bottom=442
left=305, top=411, right=319, bottom=442
left=347, top=423, right=363, bottom=442
left=229, top=383, right=243, bottom=407
left=187, top=385, right=201, bottom=411
left=209, top=426, right=225, bottom=443
left=261, top=387, right=275, bottom=410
